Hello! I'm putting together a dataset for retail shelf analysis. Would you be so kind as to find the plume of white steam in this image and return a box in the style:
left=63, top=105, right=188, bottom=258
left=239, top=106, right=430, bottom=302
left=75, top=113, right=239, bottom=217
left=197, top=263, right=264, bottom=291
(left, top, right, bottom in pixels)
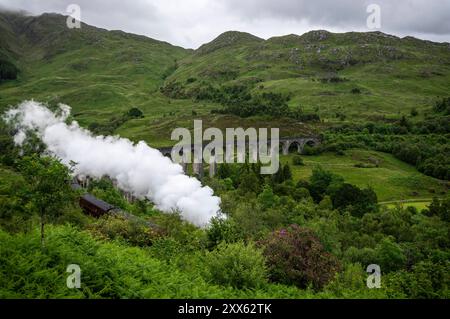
left=4, top=101, right=221, bottom=227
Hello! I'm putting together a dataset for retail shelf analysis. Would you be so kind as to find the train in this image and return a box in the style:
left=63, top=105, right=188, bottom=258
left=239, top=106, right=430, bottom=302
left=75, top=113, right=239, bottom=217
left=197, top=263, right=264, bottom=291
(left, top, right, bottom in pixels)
left=72, top=180, right=121, bottom=217
left=71, top=179, right=159, bottom=229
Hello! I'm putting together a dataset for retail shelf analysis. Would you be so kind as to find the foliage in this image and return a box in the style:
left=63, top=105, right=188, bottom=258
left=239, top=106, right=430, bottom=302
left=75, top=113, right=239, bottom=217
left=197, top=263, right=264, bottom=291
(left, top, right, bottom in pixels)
left=0, top=120, right=19, bottom=166
left=385, top=261, right=450, bottom=299
left=0, top=59, right=18, bottom=81
left=375, top=237, right=407, bottom=272
left=425, top=197, right=450, bottom=222
left=261, top=225, right=341, bottom=289
left=126, top=107, right=144, bottom=119
left=292, top=156, right=304, bottom=166
left=204, top=241, right=268, bottom=289
left=308, top=167, right=343, bottom=202
left=206, top=216, right=240, bottom=249
left=330, top=183, right=378, bottom=217
left=87, top=215, right=161, bottom=247
left=17, top=155, right=75, bottom=244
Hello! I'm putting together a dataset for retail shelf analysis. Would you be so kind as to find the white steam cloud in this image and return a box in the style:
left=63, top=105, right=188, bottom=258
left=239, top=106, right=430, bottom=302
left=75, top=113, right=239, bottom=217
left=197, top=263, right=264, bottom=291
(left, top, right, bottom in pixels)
left=4, top=101, right=221, bottom=227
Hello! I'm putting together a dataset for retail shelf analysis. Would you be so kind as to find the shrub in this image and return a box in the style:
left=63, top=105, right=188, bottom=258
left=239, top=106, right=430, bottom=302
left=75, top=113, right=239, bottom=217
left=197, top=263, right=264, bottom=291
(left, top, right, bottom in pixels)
left=282, top=164, right=293, bottom=181
left=88, top=215, right=160, bottom=247
left=126, top=107, right=144, bottom=119
left=261, top=225, right=341, bottom=289
left=204, top=241, right=268, bottom=289
left=375, top=238, right=406, bottom=273
left=384, top=261, right=450, bottom=298
left=151, top=212, right=206, bottom=250
left=292, top=156, right=304, bottom=166
left=0, top=59, right=18, bottom=81
left=206, top=217, right=240, bottom=249
left=433, top=97, right=450, bottom=114
left=343, top=247, right=378, bottom=267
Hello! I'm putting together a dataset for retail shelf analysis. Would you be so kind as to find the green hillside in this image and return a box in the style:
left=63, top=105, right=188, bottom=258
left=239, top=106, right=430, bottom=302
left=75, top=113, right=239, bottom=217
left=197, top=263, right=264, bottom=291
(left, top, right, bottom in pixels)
left=2, top=13, right=449, bottom=145
left=281, top=150, right=447, bottom=202
left=0, top=11, right=191, bottom=133
left=165, top=30, right=450, bottom=121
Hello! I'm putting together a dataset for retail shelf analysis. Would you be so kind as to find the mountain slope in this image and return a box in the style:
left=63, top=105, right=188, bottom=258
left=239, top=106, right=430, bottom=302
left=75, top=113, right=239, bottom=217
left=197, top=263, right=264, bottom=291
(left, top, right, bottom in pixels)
left=0, top=11, right=190, bottom=127
left=1, top=11, right=450, bottom=145
left=164, top=30, right=450, bottom=121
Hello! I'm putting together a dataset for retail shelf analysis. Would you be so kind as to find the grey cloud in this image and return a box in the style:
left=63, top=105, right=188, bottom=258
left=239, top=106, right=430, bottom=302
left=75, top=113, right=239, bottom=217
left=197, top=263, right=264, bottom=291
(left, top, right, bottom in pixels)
left=223, top=0, right=450, bottom=36
left=0, top=0, right=449, bottom=48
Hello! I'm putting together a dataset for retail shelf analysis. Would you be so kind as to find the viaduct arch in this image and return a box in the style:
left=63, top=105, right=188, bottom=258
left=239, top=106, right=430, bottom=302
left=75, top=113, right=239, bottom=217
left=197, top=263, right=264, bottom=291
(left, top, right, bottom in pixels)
left=159, top=136, right=321, bottom=178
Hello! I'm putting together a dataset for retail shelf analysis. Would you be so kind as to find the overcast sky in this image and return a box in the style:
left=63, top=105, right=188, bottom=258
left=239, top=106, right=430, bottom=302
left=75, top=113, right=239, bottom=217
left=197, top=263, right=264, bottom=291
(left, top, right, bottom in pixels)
left=1, top=0, right=449, bottom=48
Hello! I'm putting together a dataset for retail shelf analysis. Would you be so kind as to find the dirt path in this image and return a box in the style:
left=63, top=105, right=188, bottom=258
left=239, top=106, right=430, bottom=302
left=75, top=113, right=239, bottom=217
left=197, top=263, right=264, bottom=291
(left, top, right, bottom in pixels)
left=378, top=198, right=433, bottom=205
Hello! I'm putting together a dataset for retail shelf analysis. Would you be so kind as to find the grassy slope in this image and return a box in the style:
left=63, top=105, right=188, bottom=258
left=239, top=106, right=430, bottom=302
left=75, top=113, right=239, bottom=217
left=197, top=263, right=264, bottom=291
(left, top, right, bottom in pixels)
left=0, top=12, right=193, bottom=143
left=281, top=149, right=448, bottom=202
left=168, top=31, right=450, bottom=122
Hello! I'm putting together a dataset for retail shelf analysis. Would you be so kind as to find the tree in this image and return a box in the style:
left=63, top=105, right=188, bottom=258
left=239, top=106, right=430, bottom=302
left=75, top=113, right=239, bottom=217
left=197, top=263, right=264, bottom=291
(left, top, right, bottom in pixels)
left=309, top=167, right=343, bottom=202
left=217, top=163, right=232, bottom=179
left=0, top=120, right=19, bottom=166
left=272, top=164, right=285, bottom=184
left=282, top=164, right=293, bottom=181
left=257, top=185, right=279, bottom=209
left=238, top=171, right=261, bottom=194
left=18, top=155, right=75, bottom=245
left=375, top=237, right=406, bottom=273
left=261, top=225, right=341, bottom=289
left=426, top=197, right=450, bottom=222
left=330, top=183, right=378, bottom=217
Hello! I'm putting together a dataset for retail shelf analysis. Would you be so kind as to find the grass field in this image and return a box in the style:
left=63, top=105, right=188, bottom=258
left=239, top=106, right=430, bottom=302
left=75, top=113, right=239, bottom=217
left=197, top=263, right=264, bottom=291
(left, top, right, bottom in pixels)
left=280, top=149, right=448, bottom=202
left=384, top=200, right=433, bottom=211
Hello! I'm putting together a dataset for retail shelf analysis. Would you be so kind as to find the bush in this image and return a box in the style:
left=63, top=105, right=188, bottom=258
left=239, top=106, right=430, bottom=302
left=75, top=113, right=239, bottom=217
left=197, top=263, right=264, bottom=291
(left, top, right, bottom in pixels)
left=126, top=107, right=144, bottom=119
left=88, top=215, right=160, bottom=247
left=385, top=261, right=450, bottom=298
left=206, top=217, right=239, bottom=249
left=375, top=238, right=406, bottom=273
left=261, top=225, right=341, bottom=289
left=292, top=156, right=304, bottom=166
left=0, top=59, right=18, bottom=81
left=204, top=241, right=268, bottom=289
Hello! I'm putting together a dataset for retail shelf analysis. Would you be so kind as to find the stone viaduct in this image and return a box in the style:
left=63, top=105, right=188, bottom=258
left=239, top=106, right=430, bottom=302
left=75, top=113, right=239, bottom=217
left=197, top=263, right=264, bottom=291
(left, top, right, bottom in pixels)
left=75, top=136, right=320, bottom=203
left=158, top=136, right=321, bottom=178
